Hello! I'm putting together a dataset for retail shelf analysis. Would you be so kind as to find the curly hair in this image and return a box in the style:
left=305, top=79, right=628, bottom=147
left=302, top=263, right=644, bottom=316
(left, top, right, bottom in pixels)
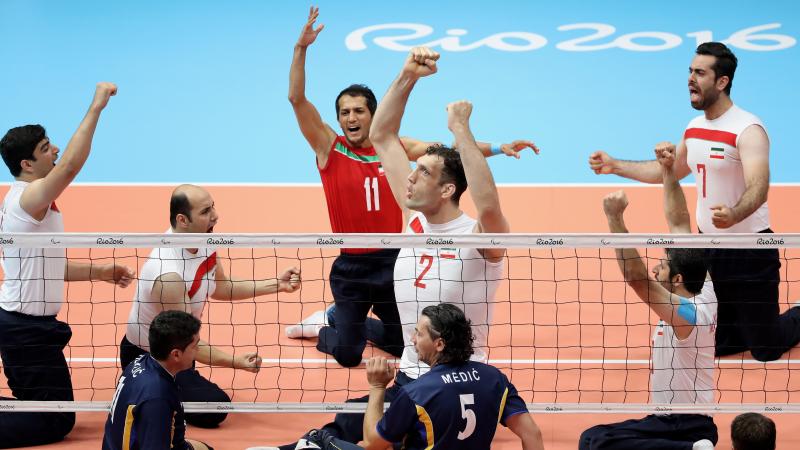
left=421, top=303, right=474, bottom=365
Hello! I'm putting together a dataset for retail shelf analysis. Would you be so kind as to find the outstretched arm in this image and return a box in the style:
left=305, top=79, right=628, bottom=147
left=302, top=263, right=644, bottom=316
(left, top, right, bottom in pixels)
left=211, top=261, right=300, bottom=300
left=362, top=357, right=394, bottom=450
left=588, top=139, right=690, bottom=184
left=151, top=273, right=262, bottom=372
left=288, top=6, right=337, bottom=163
left=401, top=136, right=539, bottom=160
left=65, top=260, right=134, bottom=288
left=447, top=101, right=508, bottom=261
left=370, top=47, right=439, bottom=225
left=603, top=191, right=694, bottom=339
left=655, top=142, right=692, bottom=234
left=20, top=82, right=117, bottom=220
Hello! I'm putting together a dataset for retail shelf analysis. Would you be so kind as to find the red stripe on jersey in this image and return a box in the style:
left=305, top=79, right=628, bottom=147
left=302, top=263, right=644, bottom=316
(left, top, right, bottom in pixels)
left=410, top=217, right=424, bottom=234
left=50, top=201, right=59, bottom=212
left=684, top=128, right=737, bottom=147
left=188, top=252, right=217, bottom=299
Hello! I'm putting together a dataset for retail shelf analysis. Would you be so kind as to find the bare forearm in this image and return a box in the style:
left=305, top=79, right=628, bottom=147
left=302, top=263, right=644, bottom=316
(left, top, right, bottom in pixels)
left=214, top=278, right=280, bottom=300
left=288, top=45, right=309, bottom=104
left=452, top=126, right=501, bottom=216
left=732, top=179, right=769, bottom=224
left=61, top=109, right=102, bottom=174
left=65, top=260, right=109, bottom=282
left=363, top=387, right=387, bottom=446
left=196, top=341, right=234, bottom=368
left=612, top=159, right=663, bottom=183
left=371, top=74, right=417, bottom=145
left=661, top=167, right=691, bottom=233
left=607, top=216, right=649, bottom=283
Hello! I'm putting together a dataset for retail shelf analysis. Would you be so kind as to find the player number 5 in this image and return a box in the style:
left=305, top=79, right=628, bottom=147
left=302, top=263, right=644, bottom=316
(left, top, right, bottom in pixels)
left=457, top=393, right=476, bottom=440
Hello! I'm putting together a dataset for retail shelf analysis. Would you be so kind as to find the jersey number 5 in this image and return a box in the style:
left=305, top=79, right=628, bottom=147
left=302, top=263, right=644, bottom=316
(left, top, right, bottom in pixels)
left=364, top=177, right=381, bottom=211
left=457, top=393, right=476, bottom=440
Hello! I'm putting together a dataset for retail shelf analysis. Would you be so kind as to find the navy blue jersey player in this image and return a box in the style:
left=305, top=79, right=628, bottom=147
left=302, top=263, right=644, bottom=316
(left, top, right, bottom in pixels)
left=362, top=304, right=543, bottom=450
left=103, top=311, right=213, bottom=450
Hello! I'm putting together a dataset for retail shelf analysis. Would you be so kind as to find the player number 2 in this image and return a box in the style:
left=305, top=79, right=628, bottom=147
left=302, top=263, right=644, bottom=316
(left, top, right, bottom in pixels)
left=364, top=177, right=381, bottom=211
left=696, top=163, right=706, bottom=198
left=414, top=254, right=433, bottom=288
left=457, top=393, right=476, bottom=440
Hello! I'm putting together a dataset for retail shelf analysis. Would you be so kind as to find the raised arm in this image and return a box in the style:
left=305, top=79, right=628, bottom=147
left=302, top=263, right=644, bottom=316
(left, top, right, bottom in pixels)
left=448, top=101, right=509, bottom=261
left=151, top=273, right=262, bottom=372
left=287, top=6, right=337, bottom=162
left=370, top=47, right=439, bottom=225
left=20, top=82, right=116, bottom=220
left=602, top=191, right=694, bottom=339
left=362, top=357, right=394, bottom=450
left=588, top=140, right=691, bottom=184
left=710, top=124, right=770, bottom=229
left=211, top=261, right=300, bottom=300
left=655, top=142, right=692, bottom=234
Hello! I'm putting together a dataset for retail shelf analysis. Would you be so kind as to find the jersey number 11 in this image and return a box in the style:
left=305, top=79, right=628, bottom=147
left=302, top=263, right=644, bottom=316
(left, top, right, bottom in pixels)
left=364, top=177, right=381, bottom=211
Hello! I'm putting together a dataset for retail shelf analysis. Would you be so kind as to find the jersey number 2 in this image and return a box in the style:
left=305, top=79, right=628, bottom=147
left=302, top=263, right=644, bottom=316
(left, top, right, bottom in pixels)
left=414, top=254, right=433, bottom=288
left=364, top=177, right=381, bottom=211
left=457, top=393, right=476, bottom=440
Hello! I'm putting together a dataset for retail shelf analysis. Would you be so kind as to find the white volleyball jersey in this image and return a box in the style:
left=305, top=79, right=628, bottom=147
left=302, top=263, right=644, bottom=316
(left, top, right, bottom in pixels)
left=395, top=212, right=504, bottom=379
left=0, top=181, right=66, bottom=316
left=685, top=104, right=770, bottom=233
left=126, top=233, right=217, bottom=350
left=651, top=280, right=717, bottom=406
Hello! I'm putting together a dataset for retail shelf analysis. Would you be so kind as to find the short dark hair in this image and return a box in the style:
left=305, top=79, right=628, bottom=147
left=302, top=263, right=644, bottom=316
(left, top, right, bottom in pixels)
left=149, top=310, right=201, bottom=360
left=335, top=84, right=377, bottom=117
left=0, top=125, right=46, bottom=177
left=665, top=248, right=707, bottom=294
left=696, top=42, right=738, bottom=96
left=732, top=412, right=776, bottom=450
left=169, top=191, right=192, bottom=228
left=421, top=303, right=474, bottom=365
left=425, top=145, right=468, bottom=205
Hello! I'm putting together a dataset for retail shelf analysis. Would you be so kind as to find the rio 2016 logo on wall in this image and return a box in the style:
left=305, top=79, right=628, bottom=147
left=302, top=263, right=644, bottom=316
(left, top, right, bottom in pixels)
left=346, top=23, right=795, bottom=52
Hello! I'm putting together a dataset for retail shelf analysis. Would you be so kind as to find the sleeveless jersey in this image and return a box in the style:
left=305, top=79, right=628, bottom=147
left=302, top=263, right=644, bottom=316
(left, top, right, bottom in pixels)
left=126, top=233, right=217, bottom=349
left=0, top=181, right=66, bottom=316
left=376, top=361, right=528, bottom=450
left=395, top=212, right=504, bottom=379
left=685, top=104, right=770, bottom=233
left=651, top=280, right=717, bottom=406
left=318, top=136, right=403, bottom=253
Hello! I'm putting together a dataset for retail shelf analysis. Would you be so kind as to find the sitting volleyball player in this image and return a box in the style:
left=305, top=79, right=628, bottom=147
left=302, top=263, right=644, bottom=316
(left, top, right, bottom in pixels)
left=122, top=184, right=301, bottom=428
left=579, top=144, right=718, bottom=449
left=268, top=47, right=526, bottom=449
left=259, top=304, right=543, bottom=450
left=103, top=310, right=213, bottom=450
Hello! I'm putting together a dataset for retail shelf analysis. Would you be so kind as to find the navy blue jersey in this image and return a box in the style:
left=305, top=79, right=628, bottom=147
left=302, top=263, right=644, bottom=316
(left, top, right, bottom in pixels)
left=102, top=354, right=189, bottom=450
left=376, top=361, right=528, bottom=449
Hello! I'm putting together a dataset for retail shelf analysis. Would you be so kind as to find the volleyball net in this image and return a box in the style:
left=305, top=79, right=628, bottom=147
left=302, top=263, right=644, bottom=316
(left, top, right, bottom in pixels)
left=0, top=233, right=799, bottom=414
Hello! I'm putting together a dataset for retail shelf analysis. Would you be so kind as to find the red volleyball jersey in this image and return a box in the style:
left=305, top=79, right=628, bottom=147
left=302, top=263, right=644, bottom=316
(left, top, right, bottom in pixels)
left=318, top=136, right=403, bottom=253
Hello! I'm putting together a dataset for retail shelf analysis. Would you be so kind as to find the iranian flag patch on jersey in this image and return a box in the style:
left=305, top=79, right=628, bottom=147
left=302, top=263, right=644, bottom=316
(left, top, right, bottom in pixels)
left=710, top=147, right=725, bottom=160
left=440, top=248, right=457, bottom=259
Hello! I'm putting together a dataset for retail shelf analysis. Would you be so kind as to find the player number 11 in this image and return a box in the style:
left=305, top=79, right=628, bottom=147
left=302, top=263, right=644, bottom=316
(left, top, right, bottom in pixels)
left=364, top=177, right=381, bottom=211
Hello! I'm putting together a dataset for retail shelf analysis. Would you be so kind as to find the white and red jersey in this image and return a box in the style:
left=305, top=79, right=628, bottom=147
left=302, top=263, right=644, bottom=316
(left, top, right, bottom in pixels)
left=126, top=231, right=217, bottom=350
left=651, top=281, right=717, bottom=406
left=685, top=105, right=770, bottom=233
left=318, top=136, right=403, bottom=254
left=394, top=212, right=504, bottom=379
left=0, top=181, right=66, bottom=316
